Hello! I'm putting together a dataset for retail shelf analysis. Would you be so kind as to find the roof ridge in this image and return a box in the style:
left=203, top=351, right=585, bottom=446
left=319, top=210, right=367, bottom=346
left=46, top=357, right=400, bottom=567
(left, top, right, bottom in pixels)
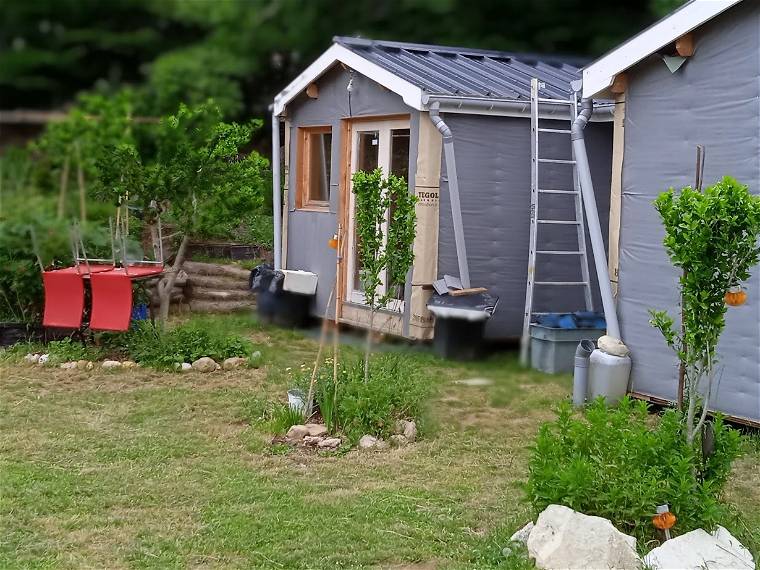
left=332, top=35, right=588, bottom=68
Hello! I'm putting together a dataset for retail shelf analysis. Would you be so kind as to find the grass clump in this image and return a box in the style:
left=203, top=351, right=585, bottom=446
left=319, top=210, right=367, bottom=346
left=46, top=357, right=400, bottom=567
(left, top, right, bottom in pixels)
left=46, top=338, right=102, bottom=364
left=124, top=320, right=253, bottom=369
left=527, top=397, right=743, bottom=544
left=303, top=353, right=434, bottom=443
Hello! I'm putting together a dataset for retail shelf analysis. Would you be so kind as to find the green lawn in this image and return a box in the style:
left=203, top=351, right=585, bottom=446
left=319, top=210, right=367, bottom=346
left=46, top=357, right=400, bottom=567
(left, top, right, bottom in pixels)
left=1, top=315, right=758, bottom=569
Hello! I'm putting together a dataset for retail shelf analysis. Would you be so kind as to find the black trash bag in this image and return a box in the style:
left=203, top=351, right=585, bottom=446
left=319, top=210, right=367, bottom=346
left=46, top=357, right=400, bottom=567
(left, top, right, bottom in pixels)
left=249, top=264, right=284, bottom=294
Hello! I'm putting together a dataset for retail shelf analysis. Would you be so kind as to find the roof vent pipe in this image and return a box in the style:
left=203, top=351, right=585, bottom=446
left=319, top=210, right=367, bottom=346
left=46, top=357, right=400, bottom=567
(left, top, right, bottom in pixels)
left=271, top=111, right=283, bottom=271
left=571, top=99, right=621, bottom=340
left=428, top=103, right=471, bottom=289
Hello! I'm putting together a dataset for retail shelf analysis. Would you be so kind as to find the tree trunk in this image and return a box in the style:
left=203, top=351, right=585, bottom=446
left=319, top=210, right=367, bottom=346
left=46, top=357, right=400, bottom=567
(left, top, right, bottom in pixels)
left=364, top=309, right=375, bottom=382
left=158, top=234, right=190, bottom=328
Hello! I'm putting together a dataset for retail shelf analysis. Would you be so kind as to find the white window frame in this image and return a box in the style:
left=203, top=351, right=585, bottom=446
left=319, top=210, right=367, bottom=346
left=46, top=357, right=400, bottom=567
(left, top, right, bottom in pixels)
left=346, top=118, right=410, bottom=312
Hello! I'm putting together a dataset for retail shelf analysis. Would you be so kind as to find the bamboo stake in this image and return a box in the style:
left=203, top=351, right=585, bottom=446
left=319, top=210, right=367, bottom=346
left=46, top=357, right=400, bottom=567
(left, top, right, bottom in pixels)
left=57, top=155, right=70, bottom=220
left=332, top=224, right=344, bottom=430
left=74, top=141, right=86, bottom=222
left=305, top=286, right=336, bottom=421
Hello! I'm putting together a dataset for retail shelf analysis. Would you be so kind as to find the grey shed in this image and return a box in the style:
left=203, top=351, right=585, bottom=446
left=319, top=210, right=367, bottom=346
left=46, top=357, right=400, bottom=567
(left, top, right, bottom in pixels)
left=582, top=0, right=760, bottom=426
left=271, top=36, right=613, bottom=342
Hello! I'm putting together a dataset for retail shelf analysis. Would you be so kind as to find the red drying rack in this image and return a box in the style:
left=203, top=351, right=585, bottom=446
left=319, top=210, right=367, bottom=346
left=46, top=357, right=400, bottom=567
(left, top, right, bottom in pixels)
left=42, top=264, right=164, bottom=332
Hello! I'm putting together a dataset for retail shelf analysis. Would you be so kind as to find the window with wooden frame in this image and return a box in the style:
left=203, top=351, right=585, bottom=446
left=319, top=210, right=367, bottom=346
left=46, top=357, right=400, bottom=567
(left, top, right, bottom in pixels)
left=296, top=126, right=333, bottom=210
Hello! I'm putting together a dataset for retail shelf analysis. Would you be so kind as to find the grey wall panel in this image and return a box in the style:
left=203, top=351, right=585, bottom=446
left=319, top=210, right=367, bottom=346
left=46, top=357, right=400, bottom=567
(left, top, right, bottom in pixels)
left=618, top=1, right=760, bottom=421
left=285, top=64, right=417, bottom=318
left=437, top=113, right=612, bottom=338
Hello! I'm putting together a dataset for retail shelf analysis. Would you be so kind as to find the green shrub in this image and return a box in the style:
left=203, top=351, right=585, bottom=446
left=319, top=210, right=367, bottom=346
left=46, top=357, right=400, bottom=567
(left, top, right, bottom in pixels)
left=124, top=320, right=253, bottom=369
left=526, top=397, right=742, bottom=542
left=304, top=353, right=433, bottom=442
left=46, top=338, right=102, bottom=364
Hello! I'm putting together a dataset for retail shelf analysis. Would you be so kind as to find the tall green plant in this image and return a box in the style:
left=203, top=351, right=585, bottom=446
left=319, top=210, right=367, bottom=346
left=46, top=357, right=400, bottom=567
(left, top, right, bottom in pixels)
left=650, top=176, right=760, bottom=443
left=351, top=168, right=417, bottom=380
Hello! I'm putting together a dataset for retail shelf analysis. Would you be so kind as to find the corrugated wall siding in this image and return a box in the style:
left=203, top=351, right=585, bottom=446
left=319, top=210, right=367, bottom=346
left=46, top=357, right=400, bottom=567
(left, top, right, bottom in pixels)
left=438, top=113, right=613, bottom=339
left=618, top=1, right=760, bottom=422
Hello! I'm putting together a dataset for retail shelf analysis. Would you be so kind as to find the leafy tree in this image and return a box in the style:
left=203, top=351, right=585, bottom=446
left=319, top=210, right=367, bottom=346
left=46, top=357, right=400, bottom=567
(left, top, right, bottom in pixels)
left=32, top=90, right=137, bottom=220
left=649, top=177, right=760, bottom=444
left=97, top=101, right=269, bottom=326
left=352, top=168, right=417, bottom=380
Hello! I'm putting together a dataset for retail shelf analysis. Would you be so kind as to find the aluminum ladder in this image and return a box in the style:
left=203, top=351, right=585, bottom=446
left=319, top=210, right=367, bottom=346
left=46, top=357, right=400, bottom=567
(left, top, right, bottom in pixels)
left=519, top=77, right=593, bottom=366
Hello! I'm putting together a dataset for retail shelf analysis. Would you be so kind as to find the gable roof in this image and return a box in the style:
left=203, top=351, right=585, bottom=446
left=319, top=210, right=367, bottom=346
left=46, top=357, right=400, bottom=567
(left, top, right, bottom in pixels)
left=582, top=0, right=742, bottom=98
left=273, top=36, right=585, bottom=116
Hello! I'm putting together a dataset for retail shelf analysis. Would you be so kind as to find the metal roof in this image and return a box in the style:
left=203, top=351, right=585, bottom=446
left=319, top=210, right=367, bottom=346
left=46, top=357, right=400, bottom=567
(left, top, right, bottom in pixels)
left=334, top=36, right=585, bottom=101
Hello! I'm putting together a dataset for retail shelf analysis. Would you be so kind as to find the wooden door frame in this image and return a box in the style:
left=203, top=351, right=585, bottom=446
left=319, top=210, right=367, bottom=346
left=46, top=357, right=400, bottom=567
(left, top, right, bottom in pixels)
left=337, top=113, right=410, bottom=321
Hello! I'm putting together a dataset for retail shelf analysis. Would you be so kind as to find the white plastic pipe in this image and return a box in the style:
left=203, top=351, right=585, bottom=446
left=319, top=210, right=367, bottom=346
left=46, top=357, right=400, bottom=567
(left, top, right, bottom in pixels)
left=272, top=112, right=283, bottom=270
left=571, top=100, right=621, bottom=340
left=428, top=103, right=471, bottom=289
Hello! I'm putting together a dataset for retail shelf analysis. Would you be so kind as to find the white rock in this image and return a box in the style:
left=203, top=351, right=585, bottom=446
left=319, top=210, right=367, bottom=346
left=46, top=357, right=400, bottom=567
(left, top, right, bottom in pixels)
left=390, top=434, right=408, bottom=447
left=713, top=526, right=754, bottom=568
left=286, top=425, right=309, bottom=442
left=510, top=521, right=534, bottom=545
left=598, top=335, right=630, bottom=357
left=60, top=361, right=78, bottom=370
left=403, top=420, right=417, bottom=443
left=305, top=423, right=328, bottom=437
left=180, top=362, right=192, bottom=372
left=302, top=435, right=323, bottom=446
left=24, top=353, right=40, bottom=364
left=38, top=354, right=50, bottom=365
left=645, top=528, right=754, bottom=569
left=222, top=356, right=248, bottom=370
left=527, top=505, right=641, bottom=570
left=317, top=437, right=341, bottom=449
left=358, top=435, right=379, bottom=449
left=102, top=360, right=122, bottom=369
left=191, top=357, right=219, bottom=373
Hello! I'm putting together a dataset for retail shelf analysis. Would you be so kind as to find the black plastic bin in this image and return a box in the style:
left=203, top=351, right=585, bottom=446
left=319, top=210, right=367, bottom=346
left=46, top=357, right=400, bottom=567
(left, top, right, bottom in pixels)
left=251, top=265, right=313, bottom=328
left=433, top=317, right=487, bottom=360
left=427, top=291, right=498, bottom=361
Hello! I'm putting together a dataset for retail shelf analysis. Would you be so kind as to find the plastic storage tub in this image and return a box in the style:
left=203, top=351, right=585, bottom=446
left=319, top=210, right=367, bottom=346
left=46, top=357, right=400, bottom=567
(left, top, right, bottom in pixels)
left=530, top=324, right=606, bottom=374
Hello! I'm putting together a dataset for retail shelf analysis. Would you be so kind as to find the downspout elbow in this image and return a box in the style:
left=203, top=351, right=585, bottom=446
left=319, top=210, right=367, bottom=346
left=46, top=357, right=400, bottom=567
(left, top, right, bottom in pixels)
left=571, top=98, right=593, bottom=141
left=428, top=103, right=453, bottom=141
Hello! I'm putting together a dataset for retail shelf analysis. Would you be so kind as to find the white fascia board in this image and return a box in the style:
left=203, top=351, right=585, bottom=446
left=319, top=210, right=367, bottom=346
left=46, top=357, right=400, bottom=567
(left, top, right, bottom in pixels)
left=582, top=0, right=742, bottom=98
left=273, top=43, right=424, bottom=116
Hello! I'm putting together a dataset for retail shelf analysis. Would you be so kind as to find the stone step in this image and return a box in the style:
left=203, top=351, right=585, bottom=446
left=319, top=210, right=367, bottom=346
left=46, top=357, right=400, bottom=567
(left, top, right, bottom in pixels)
left=183, top=261, right=251, bottom=280
left=189, top=299, right=256, bottom=313
left=189, top=287, right=253, bottom=302
left=187, top=274, right=249, bottom=291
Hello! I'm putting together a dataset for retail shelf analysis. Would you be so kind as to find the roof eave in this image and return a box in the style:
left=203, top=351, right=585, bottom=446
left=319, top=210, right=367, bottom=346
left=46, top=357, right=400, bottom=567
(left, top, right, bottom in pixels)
left=581, top=0, right=742, bottom=99
left=272, top=43, right=425, bottom=116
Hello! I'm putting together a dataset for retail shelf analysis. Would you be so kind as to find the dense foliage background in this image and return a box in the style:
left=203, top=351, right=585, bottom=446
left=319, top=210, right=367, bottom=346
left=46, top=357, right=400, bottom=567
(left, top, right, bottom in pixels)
left=2, top=0, right=683, bottom=120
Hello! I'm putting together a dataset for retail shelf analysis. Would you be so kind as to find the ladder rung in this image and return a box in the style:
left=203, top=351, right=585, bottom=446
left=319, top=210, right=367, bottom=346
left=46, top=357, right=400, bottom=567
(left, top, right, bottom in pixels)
left=537, top=220, right=580, bottom=225
left=538, top=189, right=578, bottom=194
left=538, top=158, right=576, bottom=164
left=534, top=281, right=589, bottom=286
left=536, top=250, right=584, bottom=255
left=537, top=128, right=571, bottom=134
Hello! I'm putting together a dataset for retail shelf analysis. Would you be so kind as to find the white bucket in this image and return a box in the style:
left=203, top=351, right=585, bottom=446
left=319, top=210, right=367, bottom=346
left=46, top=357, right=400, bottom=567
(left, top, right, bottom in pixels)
left=287, top=389, right=311, bottom=415
left=587, top=349, right=632, bottom=405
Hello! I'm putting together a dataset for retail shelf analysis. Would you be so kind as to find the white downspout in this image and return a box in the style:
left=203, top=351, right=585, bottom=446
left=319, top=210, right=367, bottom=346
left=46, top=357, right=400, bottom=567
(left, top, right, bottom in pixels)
left=272, top=111, right=283, bottom=271
left=571, top=99, right=621, bottom=339
left=428, top=102, right=471, bottom=289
